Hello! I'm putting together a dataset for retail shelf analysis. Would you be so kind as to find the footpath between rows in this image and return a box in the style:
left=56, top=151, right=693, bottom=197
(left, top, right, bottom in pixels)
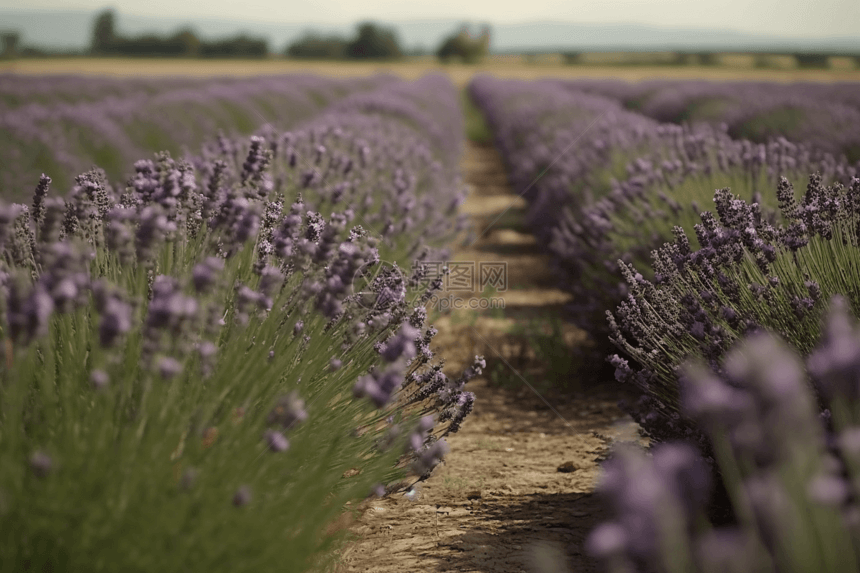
left=339, top=141, right=644, bottom=573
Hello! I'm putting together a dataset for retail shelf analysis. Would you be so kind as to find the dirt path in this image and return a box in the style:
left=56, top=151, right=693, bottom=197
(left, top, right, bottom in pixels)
left=338, top=141, right=644, bottom=573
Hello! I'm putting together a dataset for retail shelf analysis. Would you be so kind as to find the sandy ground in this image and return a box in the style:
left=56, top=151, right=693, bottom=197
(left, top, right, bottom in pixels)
left=335, top=142, right=646, bottom=572
left=3, top=58, right=859, bottom=86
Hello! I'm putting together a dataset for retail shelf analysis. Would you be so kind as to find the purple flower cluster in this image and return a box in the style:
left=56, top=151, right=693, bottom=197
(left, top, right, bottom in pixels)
left=0, top=74, right=399, bottom=202
left=608, top=176, right=860, bottom=451
left=561, top=78, right=860, bottom=162
left=0, top=73, right=474, bottom=514
left=468, top=75, right=860, bottom=362
left=589, top=300, right=860, bottom=572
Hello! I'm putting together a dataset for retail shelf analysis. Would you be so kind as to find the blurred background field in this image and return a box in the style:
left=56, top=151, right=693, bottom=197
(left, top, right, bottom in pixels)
left=3, top=56, right=860, bottom=85
left=2, top=5, right=860, bottom=84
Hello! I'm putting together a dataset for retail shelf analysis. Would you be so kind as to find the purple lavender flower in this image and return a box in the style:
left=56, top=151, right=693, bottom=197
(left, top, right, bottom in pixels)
left=585, top=522, right=628, bottom=559
left=30, top=174, right=51, bottom=228
left=411, top=439, right=449, bottom=476
left=29, top=451, right=53, bottom=478
left=354, top=364, right=406, bottom=408
left=192, top=257, right=225, bottom=294
left=263, top=429, right=290, bottom=453
left=379, top=323, right=419, bottom=362
left=7, top=281, right=54, bottom=343
left=267, top=391, right=308, bottom=429
left=807, top=296, right=860, bottom=402
left=179, top=468, right=198, bottom=491
left=90, top=369, right=109, bottom=390
left=158, top=357, right=183, bottom=380
left=98, top=295, right=133, bottom=348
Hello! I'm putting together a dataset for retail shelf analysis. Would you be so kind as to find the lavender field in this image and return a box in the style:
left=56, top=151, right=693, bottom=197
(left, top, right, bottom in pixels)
left=3, top=63, right=860, bottom=573
left=468, top=75, right=860, bottom=572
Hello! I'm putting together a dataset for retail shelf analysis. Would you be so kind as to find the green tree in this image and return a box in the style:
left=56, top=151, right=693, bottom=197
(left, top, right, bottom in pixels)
left=345, top=22, right=402, bottom=60
left=794, top=52, right=830, bottom=68
left=285, top=32, right=347, bottom=59
left=200, top=35, right=268, bottom=58
left=1, top=31, right=20, bottom=58
left=435, top=24, right=489, bottom=64
left=91, top=9, right=117, bottom=54
left=171, top=28, right=201, bottom=57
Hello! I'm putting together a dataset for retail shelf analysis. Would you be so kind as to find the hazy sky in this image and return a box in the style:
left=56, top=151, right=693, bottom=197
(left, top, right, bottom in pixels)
left=6, top=0, right=859, bottom=37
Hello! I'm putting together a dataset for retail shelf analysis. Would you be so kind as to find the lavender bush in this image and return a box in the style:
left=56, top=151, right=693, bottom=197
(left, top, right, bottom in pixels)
left=467, top=76, right=859, bottom=359
left=0, top=74, right=476, bottom=572
left=588, top=299, right=860, bottom=573
left=609, top=174, right=860, bottom=452
left=561, top=79, right=860, bottom=162
left=0, top=73, right=397, bottom=200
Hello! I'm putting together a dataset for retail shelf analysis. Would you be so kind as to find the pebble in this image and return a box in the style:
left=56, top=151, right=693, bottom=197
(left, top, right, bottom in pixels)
left=557, top=461, right=583, bottom=473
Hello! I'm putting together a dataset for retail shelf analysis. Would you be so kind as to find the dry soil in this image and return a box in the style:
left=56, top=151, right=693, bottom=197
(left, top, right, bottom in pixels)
left=336, top=141, right=647, bottom=573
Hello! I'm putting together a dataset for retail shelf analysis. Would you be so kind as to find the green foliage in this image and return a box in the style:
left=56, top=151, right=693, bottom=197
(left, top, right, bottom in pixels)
left=436, top=25, right=490, bottom=64
left=731, top=107, right=807, bottom=143
left=1, top=31, right=20, bottom=59
left=695, top=51, right=719, bottom=66
left=87, top=9, right=267, bottom=58
left=561, top=51, right=582, bottom=65
left=460, top=88, right=493, bottom=144
left=286, top=33, right=347, bottom=60
left=485, top=315, right=585, bottom=393
left=90, top=9, right=116, bottom=55
left=199, top=35, right=268, bottom=59
left=345, top=22, right=402, bottom=60
left=284, top=23, right=403, bottom=61
left=794, top=52, right=831, bottom=69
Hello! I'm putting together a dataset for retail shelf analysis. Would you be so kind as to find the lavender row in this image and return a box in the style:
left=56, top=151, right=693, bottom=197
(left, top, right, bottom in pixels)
left=0, top=74, right=207, bottom=108
left=467, top=75, right=859, bottom=356
left=0, top=74, right=475, bottom=572
left=609, top=174, right=860, bottom=462
left=558, top=78, right=860, bottom=162
left=589, top=299, right=860, bottom=573
left=0, top=73, right=396, bottom=200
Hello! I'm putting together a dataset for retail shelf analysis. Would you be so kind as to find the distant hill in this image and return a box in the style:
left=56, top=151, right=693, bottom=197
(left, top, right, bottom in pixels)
left=2, top=9, right=859, bottom=54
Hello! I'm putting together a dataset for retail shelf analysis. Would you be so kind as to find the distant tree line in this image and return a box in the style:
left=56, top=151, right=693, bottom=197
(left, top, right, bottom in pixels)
left=3, top=12, right=858, bottom=67
left=286, top=22, right=404, bottom=60
left=554, top=49, right=860, bottom=69
left=89, top=9, right=268, bottom=58
left=286, top=22, right=491, bottom=63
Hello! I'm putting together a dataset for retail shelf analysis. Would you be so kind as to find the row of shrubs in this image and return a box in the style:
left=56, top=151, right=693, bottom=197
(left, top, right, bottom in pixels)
left=468, top=75, right=860, bottom=571
left=558, top=51, right=860, bottom=69
left=0, top=74, right=398, bottom=200
left=0, top=74, right=478, bottom=572
left=556, top=79, right=860, bottom=162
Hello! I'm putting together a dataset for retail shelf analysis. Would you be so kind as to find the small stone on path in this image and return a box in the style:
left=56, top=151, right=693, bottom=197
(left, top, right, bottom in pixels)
left=557, top=461, right=583, bottom=473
